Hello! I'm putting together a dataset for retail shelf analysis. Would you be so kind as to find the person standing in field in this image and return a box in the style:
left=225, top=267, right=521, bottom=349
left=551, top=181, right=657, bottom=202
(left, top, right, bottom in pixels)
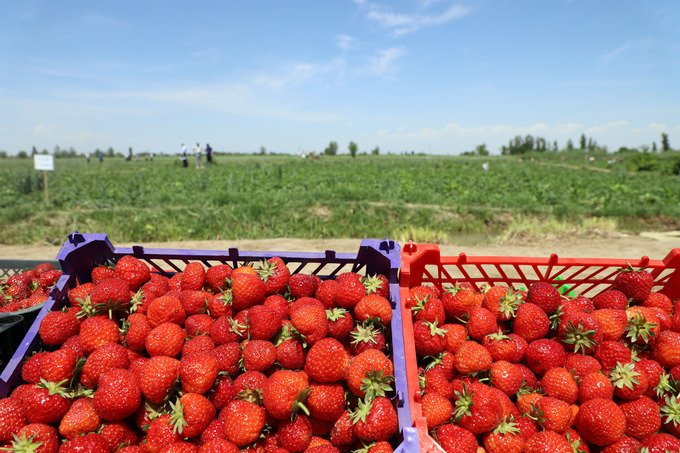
left=193, top=142, right=203, bottom=168
left=180, top=143, right=188, bottom=168
left=205, top=143, right=213, bottom=165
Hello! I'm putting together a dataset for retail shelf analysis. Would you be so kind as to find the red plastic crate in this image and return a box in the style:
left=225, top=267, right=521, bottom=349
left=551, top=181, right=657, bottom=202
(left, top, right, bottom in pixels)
left=399, top=242, right=680, bottom=452
left=0, top=232, right=420, bottom=451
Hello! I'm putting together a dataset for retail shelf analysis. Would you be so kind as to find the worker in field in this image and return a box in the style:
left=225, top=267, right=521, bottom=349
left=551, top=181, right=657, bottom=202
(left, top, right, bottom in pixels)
left=180, top=143, right=188, bottom=168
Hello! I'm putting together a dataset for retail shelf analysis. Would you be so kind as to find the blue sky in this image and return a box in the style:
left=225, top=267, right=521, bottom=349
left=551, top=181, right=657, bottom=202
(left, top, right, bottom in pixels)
left=1, top=0, right=678, bottom=156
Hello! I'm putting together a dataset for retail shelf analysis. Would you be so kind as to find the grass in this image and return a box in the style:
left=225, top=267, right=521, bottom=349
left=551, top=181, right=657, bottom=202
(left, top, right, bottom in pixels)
left=1, top=152, right=679, bottom=245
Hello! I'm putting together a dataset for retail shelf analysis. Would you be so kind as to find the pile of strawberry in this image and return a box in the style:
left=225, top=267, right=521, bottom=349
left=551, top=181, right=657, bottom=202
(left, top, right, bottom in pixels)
left=408, top=264, right=680, bottom=453
left=0, top=255, right=401, bottom=453
left=1, top=262, right=62, bottom=313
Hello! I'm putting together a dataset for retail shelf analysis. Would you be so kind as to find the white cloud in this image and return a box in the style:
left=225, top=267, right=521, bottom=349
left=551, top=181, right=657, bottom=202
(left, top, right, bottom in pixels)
left=336, top=34, right=356, bottom=51
left=601, top=38, right=653, bottom=62
left=363, top=2, right=472, bottom=36
left=369, top=47, right=405, bottom=76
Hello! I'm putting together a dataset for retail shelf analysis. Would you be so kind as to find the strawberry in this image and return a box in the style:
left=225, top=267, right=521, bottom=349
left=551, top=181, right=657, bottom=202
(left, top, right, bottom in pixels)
left=334, top=274, right=365, bottom=309
left=80, top=342, right=130, bottom=388
left=609, top=362, right=648, bottom=400
left=242, top=340, right=276, bottom=372
left=619, top=395, right=661, bottom=440
left=21, top=352, right=49, bottom=384
left=93, top=368, right=141, bottom=421
left=526, top=282, right=562, bottom=314
left=354, top=294, right=392, bottom=325
left=22, top=380, right=72, bottom=425
left=421, top=392, right=454, bottom=430
left=346, top=349, right=394, bottom=399
left=262, top=370, right=309, bottom=420
left=247, top=304, right=282, bottom=340
left=350, top=321, right=386, bottom=355
left=307, top=382, right=346, bottom=422
left=540, top=367, right=578, bottom=404
left=276, top=414, right=313, bottom=452
left=90, top=277, right=133, bottom=316
left=276, top=336, right=306, bottom=370
left=593, top=340, right=632, bottom=370
left=145, top=414, right=182, bottom=452
left=411, top=293, right=446, bottom=326
left=68, top=282, right=95, bottom=308
left=38, top=269, right=62, bottom=289
left=614, top=263, right=654, bottom=303
left=643, top=291, right=673, bottom=314
left=209, top=315, right=246, bottom=345
left=489, top=360, right=523, bottom=396
left=39, top=348, right=79, bottom=384
left=593, top=289, right=629, bottom=310
left=304, top=337, right=350, bottom=383
left=58, top=433, right=112, bottom=452
left=653, top=330, right=680, bottom=369
left=38, top=310, right=80, bottom=346
left=58, top=397, right=102, bottom=439
left=78, top=315, right=120, bottom=356
left=453, top=340, right=493, bottom=375
left=578, top=372, right=614, bottom=403
left=10, top=423, right=59, bottom=453
left=315, top=279, right=340, bottom=309
left=222, top=399, right=266, bottom=446
left=114, top=255, right=151, bottom=291
left=255, top=256, right=290, bottom=295
left=413, top=320, right=447, bottom=356
left=290, top=302, right=328, bottom=345
left=574, top=398, right=626, bottom=446
left=591, top=308, right=627, bottom=341
left=205, top=264, right=233, bottom=293
left=482, top=417, right=525, bottom=453
left=512, top=302, right=549, bottom=342
left=91, top=265, right=115, bottom=285
left=467, top=306, right=498, bottom=341
left=210, top=342, right=242, bottom=376
left=139, top=356, right=180, bottom=404
left=625, top=306, right=661, bottom=345
left=178, top=290, right=210, bottom=316
left=558, top=311, right=602, bottom=354
left=99, top=421, right=138, bottom=451
left=532, top=396, right=572, bottom=433
left=0, top=397, right=27, bottom=442
left=452, top=382, right=504, bottom=434
left=441, top=286, right=477, bottom=320
left=405, top=285, right=438, bottom=310
left=183, top=314, right=214, bottom=338
left=180, top=262, right=206, bottom=291
left=123, top=313, right=152, bottom=351
left=231, top=273, right=266, bottom=311
left=483, top=285, right=522, bottom=321
left=289, top=273, right=319, bottom=299
left=207, top=292, right=232, bottom=318
left=169, top=393, right=215, bottom=439
left=326, top=307, right=354, bottom=341
left=640, top=433, right=680, bottom=452
left=180, top=353, right=219, bottom=394
left=524, top=339, right=566, bottom=376
left=145, top=322, right=185, bottom=358
left=435, top=424, right=478, bottom=453
left=482, top=330, right=518, bottom=362
left=147, top=295, right=186, bottom=327
left=524, top=431, right=573, bottom=453
left=351, top=397, right=398, bottom=442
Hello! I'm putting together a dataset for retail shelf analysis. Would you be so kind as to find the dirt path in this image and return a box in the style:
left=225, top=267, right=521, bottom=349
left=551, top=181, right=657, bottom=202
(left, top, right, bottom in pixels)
left=1, top=232, right=678, bottom=262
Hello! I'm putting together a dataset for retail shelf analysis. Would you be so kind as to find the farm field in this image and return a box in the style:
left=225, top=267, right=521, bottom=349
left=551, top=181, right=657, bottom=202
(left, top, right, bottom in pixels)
left=1, top=152, right=679, bottom=246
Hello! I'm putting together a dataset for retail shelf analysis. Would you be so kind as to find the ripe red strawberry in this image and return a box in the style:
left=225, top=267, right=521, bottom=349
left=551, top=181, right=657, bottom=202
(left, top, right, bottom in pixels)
left=362, top=274, right=390, bottom=298
left=184, top=315, right=215, bottom=339
left=593, top=340, right=632, bottom=370
left=483, top=285, right=522, bottom=321
left=482, top=330, right=517, bottom=362
left=591, top=308, right=627, bottom=341
left=592, top=289, right=629, bottom=310
left=114, top=255, right=151, bottom=291
left=242, top=340, right=277, bottom=372
left=524, top=339, right=566, bottom=376
left=558, top=311, right=602, bottom=354
left=411, top=293, right=446, bottom=326
left=315, top=279, right=340, bottom=309
left=181, top=262, right=207, bottom=291
left=38, top=310, right=80, bottom=346
left=421, top=392, right=454, bottom=430
left=205, top=264, right=233, bottom=293
left=178, top=290, right=211, bottom=316
left=58, top=432, right=112, bottom=453
left=93, top=368, right=141, bottom=421
left=207, top=292, right=232, bottom=319
left=652, top=330, right=680, bottom=369
left=169, top=393, right=216, bottom=439
left=346, top=349, right=394, bottom=399
left=482, top=417, right=525, bottom=453
left=255, top=256, right=290, bottom=295
left=452, top=382, right=504, bottom=434
left=512, top=303, right=549, bottom=342
left=643, top=291, right=673, bottom=314
left=80, top=342, right=130, bottom=388
left=350, top=321, right=386, bottom=355
left=147, top=295, right=186, bottom=327
left=615, top=263, right=654, bottom=303
left=524, top=430, right=573, bottom=453
left=276, top=336, right=306, bottom=370
left=90, top=277, right=133, bottom=316
left=145, top=322, right=185, bottom=358
left=413, top=320, right=447, bottom=356
left=405, top=285, right=438, bottom=310
left=68, top=282, right=95, bottom=308
left=489, top=360, right=523, bottom=396
left=0, top=397, right=27, bottom=442
left=180, top=353, right=219, bottom=394
left=276, top=414, right=313, bottom=452
left=304, top=337, right=350, bottom=383
left=10, top=423, right=59, bottom=453
left=99, top=421, right=138, bottom=451
left=453, top=340, right=493, bottom=375
left=526, top=282, right=561, bottom=314
left=307, top=382, right=346, bottom=422
left=139, top=355, right=181, bottom=404
left=78, top=315, right=120, bottom=355
left=123, top=312, right=152, bottom=352
left=222, top=399, right=266, bottom=446
left=619, top=395, right=661, bottom=440
left=39, top=348, right=79, bottom=384
left=262, top=370, right=309, bottom=420
left=355, top=294, right=392, bottom=325
left=21, top=352, right=49, bottom=384
left=532, top=396, right=572, bottom=433
left=578, top=372, right=614, bottom=403
left=467, top=306, right=498, bottom=341
left=540, top=367, right=578, bottom=404
left=351, top=397, right=398, bottom=442
left=231, top=273, right=266, bottom=311
left=58, top=397, right=102, bottom=439
left=22, top=380, right=72, bottom=425
left=335, top=274, right=366, bottom=309
left=288, top=273, right=319, bottom=299
left=290, top=302, right=328, bottom=345
left=441, top=286, right=477, bottom=320
left=610, top=362, right=648, bottom=400
left=326, top=307, right=354, bottom=341
left=247, top=304, right=282, bottom=340
left=145, top=414, right=182, bottom=452
left=91, top=265, right=115, bottom=285
left=640, top=433, right=680, bottom=452
left=38, top=269, right=62, bottom=289
left=574, top=398, right=626, bottom=446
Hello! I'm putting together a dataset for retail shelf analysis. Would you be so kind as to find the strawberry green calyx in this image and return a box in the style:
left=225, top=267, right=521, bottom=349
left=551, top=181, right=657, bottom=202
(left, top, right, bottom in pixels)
left=451, top=385, right=475, bottom=422
left=236, top=383, right=264, bottom=406
left=168, top=398, right=188, bottom=435
left=423, top=319, right=448, bottom=337
left=326, top=307, right=349, bottom=322
left=625, top=313, right=658, bottom=344
left=350, top=322, right=381, bottom=346
left=654, top=372, right=677, bottom=399
left=560, top=321, right=599, bottom=354
left=609, top=362, right=640, bottom=391
left=362, top=274, right=386, bottom=294
left=291, top=387, right=311, bottom=419
left=360, top=370, right=393, bottom=402
left=37, top=378, right=71, bottom=398
left=424, top=352, right=447, bottom=371
left=3, top=432, right=44, bottom=453
left=661, top=395, right=680, bottom=430
left=349, top=398, right=374, bottom=425
left=492, top=416, right=520, bottom=435
left=498, top=288, right=522, bottom=319
left=565, top=430, right=588, bottom=453
left=129, top=289, right=145, bottom=313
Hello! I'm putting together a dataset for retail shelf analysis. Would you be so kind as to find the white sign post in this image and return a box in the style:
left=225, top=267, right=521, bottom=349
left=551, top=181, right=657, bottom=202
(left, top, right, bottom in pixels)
left=34, top=155, right=54, bottom=206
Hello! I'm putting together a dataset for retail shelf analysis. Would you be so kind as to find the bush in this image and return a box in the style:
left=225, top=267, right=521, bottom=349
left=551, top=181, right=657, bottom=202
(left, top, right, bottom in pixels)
left=628, top=151, right=658, bottom=172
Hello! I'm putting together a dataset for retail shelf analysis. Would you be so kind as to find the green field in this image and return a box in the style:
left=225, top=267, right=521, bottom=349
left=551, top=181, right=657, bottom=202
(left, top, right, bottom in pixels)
left=1, top=151, right=679, bottom=246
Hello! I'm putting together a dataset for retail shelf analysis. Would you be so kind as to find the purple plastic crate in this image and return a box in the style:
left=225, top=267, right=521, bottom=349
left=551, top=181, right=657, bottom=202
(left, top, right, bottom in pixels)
left=0, top=231, right=418, bottom=450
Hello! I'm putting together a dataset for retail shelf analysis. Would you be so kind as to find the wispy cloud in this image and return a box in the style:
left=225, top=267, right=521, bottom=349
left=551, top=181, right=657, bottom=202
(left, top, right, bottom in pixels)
left=254, top=58, right=346, bottom=89
left=368, top=47, right=405, bottom=76
left=361, top=2, right=472, bottom=36
left=601, top=38, right=652, bottom=61
left=336, top=34, right=356, bottom=51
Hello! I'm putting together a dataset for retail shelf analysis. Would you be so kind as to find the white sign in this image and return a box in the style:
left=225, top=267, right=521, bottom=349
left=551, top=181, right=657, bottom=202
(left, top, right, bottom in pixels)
left=34, top=154, right=54, bottom=171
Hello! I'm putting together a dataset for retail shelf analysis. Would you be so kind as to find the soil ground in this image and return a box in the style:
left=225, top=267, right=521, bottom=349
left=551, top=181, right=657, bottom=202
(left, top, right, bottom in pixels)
left=1, top=231, right=678, bottom=262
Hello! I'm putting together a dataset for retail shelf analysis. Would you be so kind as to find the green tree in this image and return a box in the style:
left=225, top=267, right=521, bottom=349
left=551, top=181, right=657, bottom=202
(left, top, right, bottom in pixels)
left=580, top=134, right=586, bottom=150
left=324, top=141, right=338, bottom=156
left=106, top=147, right=115, bottom=157
left=652, top=142, right=657, bottom=152
left=371, top=146, right=380, bottom=155
left=259, top=146, right=267, bottom=155
left=566, top=139, right=574, bottom=151
left=475, top=144, right=489, bottom=156
left=348, top=141, right=358, bottom=158
left=31, top=146, right=38, bottom=156
left=18, top=150, right=28, bottom=158
left=553, top=140, right=558, bottom=151
left=661, top=133, right=670, bottom=152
